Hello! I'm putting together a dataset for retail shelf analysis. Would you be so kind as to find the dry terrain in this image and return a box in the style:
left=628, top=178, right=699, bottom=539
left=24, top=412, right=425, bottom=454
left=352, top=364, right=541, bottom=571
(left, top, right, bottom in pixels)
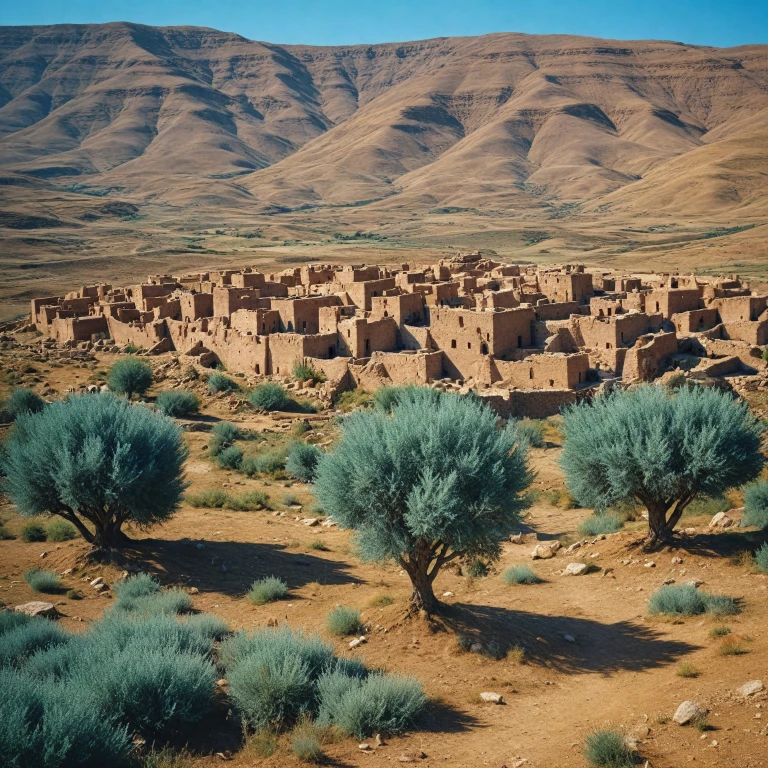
left=1, top=24, right=768, bottom=319
left=1, top=339, right=767, bottom=767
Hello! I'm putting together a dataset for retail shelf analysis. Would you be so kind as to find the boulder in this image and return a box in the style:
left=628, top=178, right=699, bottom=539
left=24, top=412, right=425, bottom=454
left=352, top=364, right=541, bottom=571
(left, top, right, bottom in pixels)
left=563, top=562, right=588, bottom=576
left=708, top=512, right=734, bottom=529
left=349, top=636, right=367, bottom=650
left=479, top=692, right=504, bottom=704
left=673, top=701, right=704, bottom=725
left=737, top=680, right=765, bottom=698
left=14, top=601, right=60, bottom=619
left=531, top=544, right=554, bottom=560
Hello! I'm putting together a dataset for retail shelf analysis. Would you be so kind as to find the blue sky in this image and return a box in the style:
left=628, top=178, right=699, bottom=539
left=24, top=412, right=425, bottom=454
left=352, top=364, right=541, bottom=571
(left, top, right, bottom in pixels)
left=1, top=0, right=766, bottom=48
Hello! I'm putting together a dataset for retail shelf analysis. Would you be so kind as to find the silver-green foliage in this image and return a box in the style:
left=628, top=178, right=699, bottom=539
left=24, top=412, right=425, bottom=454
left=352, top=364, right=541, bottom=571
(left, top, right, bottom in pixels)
left=4, top=388, right=46, bottom=419
left=577, top=513, right=623, bottom=537
left=314, top=387, right=531, bottom=611
left=648, top=584, right=738, bottom=616
left=156, top=390, right=200, bottom=417
left=286, top=442, right=322, bottom=483
left=4, top=394, right=188, bottom=550
left=755, top=543, right=768, bottom=573
left=107, top=356, right=152, bottom=399
left=325, top=606, right=361, bottom=636
left=560, top=385, right=763, bottom=544
left=742, top=481, right=768, bottom=530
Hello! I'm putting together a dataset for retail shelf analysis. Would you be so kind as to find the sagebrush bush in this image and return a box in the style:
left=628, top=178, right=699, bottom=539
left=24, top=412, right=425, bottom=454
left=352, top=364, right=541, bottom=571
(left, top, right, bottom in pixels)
left=0, top=611, right=34, bottom=636
left=280, top=491, right=301, bottom=507
left=186, top=489, right=229, bottom=508
left=20, top=521, right=47, bottom=542
left=503, top=565, right=540, bottom=585
left=317, top=671, right=426, bottom=738
left=583, top=729, right=634, bottom=768
left=373, top=384, right=417, bottom=413
left=742, top=481, right=768, bottom=530
left=156, top=390, right=200, bottom=417
left=182, top=613, right=229, bottom=642
left=648, top=585, right=738, bottom=616
left=23, top=569, right=62, bottom=593
left=225, top=491, right=270, bottom=511
left=4, top=387, right=45, bottom=419
left=113, top=573, right=161, bottom=601
left=113, top=582, right=192, bottom=617
left=0, top=618, right=69, bottom=668
left=577, top=514, right=623, bottom=537
left=107, top=356, right=153, bottom=399
left=207, top=372, right=239, bottom=393
left=241, top=450, right=287, bottom=476
left=0, top=520, right=15, bottom=540
left=249, top=383, right=290, bottom=411
left=516, top=418, right=546, bottom=448
left=216, top=445, right=244, bottom=470
left=286, top=442, right=322, bottom=483
left=755, top=543, right=768, bottom=573
left=46, top=519, right=77, bottom=542
left=326, top=606, right=361, bottom=636
left=291, top=722, right=323, bottom=763
left=247, top=576, right=288, bottom=605
left=212, top=421, right=241, bottom=445
left=293, top=362, right=325, bottom=384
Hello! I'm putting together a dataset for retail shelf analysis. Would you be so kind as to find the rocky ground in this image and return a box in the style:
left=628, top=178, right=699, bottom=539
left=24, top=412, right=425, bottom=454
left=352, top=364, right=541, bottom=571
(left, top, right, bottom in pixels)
left=1, top=338, right=767, bottom=768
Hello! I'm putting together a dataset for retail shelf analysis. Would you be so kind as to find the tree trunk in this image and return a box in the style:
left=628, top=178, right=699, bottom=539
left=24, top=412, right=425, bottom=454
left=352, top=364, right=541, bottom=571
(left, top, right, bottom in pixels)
left=408, top=567, right=439, bottom=615
left=91, top=519, right=126, bottom=556
left=646, top=502, right=675, bottom=548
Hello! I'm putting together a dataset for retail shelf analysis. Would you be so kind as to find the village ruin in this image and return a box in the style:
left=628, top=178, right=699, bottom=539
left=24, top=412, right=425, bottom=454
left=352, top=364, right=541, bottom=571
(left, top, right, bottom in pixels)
left=28, top=254, right=768, bottom=416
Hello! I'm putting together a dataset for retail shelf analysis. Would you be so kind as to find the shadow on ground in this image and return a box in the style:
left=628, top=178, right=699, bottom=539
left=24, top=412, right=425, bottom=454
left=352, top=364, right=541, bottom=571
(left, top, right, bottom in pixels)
left=121, top=537, right=362, bottom=596
left=437, top=601, right=698, bottom=675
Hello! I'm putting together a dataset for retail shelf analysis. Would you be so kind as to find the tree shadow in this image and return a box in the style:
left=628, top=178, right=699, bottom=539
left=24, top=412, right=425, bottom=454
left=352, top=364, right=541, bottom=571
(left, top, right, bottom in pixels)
left=120, top=537, right=362, bottom=597
left=512, top=519, right=564, bottom=542
left=419, top=697, right=481, bottom=734
left=438, top=602, right=697, bottom=675
left=676, top=529, right=766, bottom=560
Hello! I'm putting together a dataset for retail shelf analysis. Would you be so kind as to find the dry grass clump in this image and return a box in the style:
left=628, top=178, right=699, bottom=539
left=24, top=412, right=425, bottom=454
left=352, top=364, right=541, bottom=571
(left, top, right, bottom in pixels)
left=676, top=661, right=700, bottom=678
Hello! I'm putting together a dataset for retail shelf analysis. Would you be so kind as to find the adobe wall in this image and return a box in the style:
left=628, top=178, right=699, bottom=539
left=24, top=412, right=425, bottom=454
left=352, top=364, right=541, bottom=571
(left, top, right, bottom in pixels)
left=622, top=332, right=678, bottom=381
left=492, top=352, right=589, bottom=389
left=645, top=288, right=699, bottom=319
left=477, top=388, right=589, bottom=419
left=671, top=308, right=719, bottom=334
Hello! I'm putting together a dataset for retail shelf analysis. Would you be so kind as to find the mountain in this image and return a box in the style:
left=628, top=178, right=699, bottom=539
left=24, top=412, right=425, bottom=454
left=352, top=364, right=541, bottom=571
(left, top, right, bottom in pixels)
left=0, top=23, right=766, bottom=214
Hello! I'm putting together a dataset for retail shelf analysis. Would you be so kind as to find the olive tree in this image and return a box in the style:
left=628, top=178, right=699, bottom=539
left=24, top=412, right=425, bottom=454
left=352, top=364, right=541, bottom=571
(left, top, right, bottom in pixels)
left=560, top=385, right=763, bottom=547
left=107, top=357, right=153, bottom=399
left=314, top=387, right=531, bottom=614
left=3, top=393, right=188, bottom=555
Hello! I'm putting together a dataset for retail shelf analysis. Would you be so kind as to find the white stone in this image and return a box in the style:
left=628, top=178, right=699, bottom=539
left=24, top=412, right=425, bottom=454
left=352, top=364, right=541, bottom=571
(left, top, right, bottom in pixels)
left=479, top=692, right=504, bottom=704
left=673, top=701, right=704, bottom=725
left=708, top=512, right=734, bottom=529
left=531, top=544, right=554, bottom=560
left=737, top=680, right=765, bottom=698
left=563, top=562, right=588, bottom=576
left=549, top=540, right=561, bottom=552
left=14, top=601, right=60, bottom=618
left=470, top=642, right=484, bottom=653
left=89, top=577, right=104, bottom=587
left=349, top=636, right=367, bottom=650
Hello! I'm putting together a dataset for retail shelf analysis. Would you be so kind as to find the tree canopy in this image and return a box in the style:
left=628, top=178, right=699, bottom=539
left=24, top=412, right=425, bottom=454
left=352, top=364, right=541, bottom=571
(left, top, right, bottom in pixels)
left=560, top=384, right=763, bottom=546
left=107, top=356, right=153, bottom=399
left=3, top=393, right=188, bottom=554
left=314, top=387, right=531, bottom=613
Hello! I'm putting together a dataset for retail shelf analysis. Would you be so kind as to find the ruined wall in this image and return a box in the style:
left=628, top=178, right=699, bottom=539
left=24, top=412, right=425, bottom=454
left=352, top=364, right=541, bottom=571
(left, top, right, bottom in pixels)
left=622, top=332, right=678, bottom=381
left=492, top=353, right=589, bottom=389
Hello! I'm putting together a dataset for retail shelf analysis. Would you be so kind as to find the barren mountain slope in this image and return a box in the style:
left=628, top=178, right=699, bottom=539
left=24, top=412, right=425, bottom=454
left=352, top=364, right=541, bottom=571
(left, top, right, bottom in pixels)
left=1, top=23, right=767, bottom=214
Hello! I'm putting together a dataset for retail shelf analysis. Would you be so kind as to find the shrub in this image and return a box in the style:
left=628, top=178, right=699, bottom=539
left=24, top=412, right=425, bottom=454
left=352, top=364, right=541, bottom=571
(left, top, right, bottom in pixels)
left=107, top=357, right=153, bottom=399
left=5, top=394, right=188, bottom=552
left=710, top=625, right=731, bottom=638
left=333, top=388, right=373, bottom=411
left=113, top=573, right=161, bottom=601
left=0, top=521, right=15, bottom=540
left=677, top=662, right=700, bottom=678
left=286, top=442, right=322, bottom=483
left=373, top=384, right=417, bottom=413
left=293, top=362, right=325, bottom=384
left=20, top=521, right=47, bottom=542
left=46, top=519, right=77, bottom=542
left=156, top=390, right=200, bottom=417
left=315, top=387, right=531, bottom=613
left=223, top=627, right=337, bottom=730
left=291, top=419, right=311, bottom=437
left=4, top=387, right=45, bottom=419
left=560, top=385, right=763, bottom=545
left=248, top=576, right=288, bottom=605
left=280, top=491, right=301, bottom=507
left=516, top=418, right=545, bottom=448
left=291, top=730, right=323, bottom=763
left=0, top=619, right=68, bottom=668
left=0, top=611, right=34, bottom=636
left=216, top=445, right=244, bottom=470
left=742, top=481, right=768, bottom=529
left=583, top=729, right=634, bottom=768
left=241, top=450, right=286, bottom=477
left=317, top=672, right=426, bottom=738
left=212, top=421, right=241, bottom=445
left=648, top=585, right=738, bottom=616
left=368, top=593, right=395, bottom=608
left=23, top=569, right=62, bottom=593
left=503, top=565, right=540, bottom=585
left=186, top=489, right=229, bottom=508
left=326, top=606, right=361, bottom=636
left=224, top=491, right=270, bottom=511
left=577, top=514, right=623, bottom=537
left=755, top=543, right=768, bottom=573
left=207, top=372, right=239, bottom=393
left=249, top=383, right=290, bottom=411
left=183, top=613, right=229, bottom=642
left=114, top=588, right=193, bottom=617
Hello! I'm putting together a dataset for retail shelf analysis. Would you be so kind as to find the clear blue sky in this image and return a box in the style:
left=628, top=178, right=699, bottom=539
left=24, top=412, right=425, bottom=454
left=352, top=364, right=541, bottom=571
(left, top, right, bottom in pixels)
left=1, top=0, right=766, bottom=48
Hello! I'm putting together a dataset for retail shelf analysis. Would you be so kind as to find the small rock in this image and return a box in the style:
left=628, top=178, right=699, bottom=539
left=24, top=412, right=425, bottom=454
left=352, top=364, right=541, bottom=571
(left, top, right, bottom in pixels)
left=509, top=533, right=524, bottom=544
left=93, top=583, right=108, bottom=593
left=662, top=578, right=675, bottom=585
left=549, top=540, right=561, bottom=552
left=684, top=579, right=704, bottom=588
left=563, top=562, right=588, bottom=576
left=563, top=634, right=576, bottom=643
left=479, top=692, right=504, bottom=704
left=375, top=733, right=385, bottom=747
left=566, top=541, right=582, bottom=553
left=321, top=518, right=337, bottom=528
left=708, top=512, right=734, bottom=529
left=216, top=678, right=229, bottom=688
left=61, top=568, right=73, bottom=576
left=470, top=642, right=484, bottom=653
left=358, top=743, right=371, bottom=751
left=89, top=577, right=104, bottom=587
left=531, top=544, right=554, bottom=560
left=671, top=557, right=683, bottom=565
left=673, top=700, right=704, bottom=725
left=188, top=587, right=199, bottom=594
left=14, top=601, right=60, bottom=618
left=39, top=551, right=47, bottom=559
left=737, top=680, right=765, bottom=698
left=196, top=543, right=205, bottom=550
left=302, top=518, right=319, bottom=526
left=644, top=561, right=656, bottom=568
left=349, top=636, right=367, bottom=650
left=442, top=591, right=454, bottom=597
